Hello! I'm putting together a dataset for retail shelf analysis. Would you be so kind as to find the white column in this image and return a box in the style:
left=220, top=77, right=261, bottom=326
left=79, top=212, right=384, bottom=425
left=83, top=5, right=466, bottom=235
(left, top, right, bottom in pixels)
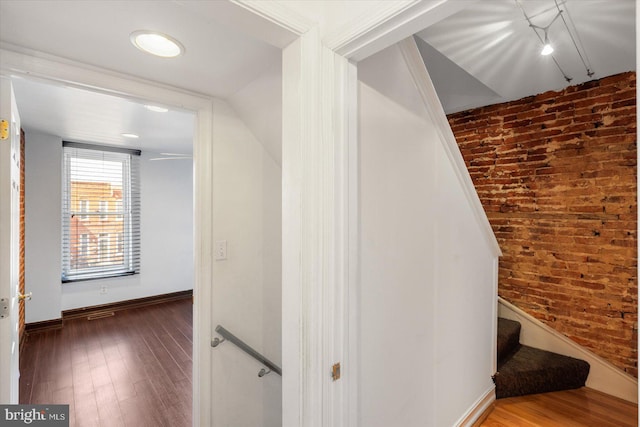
left=282, top=27, right=356, bottom=427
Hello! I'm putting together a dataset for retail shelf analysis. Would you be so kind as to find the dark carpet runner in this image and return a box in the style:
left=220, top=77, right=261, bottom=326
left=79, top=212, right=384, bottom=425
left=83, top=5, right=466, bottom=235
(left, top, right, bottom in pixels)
left=494, top=317, right=590, bottom=399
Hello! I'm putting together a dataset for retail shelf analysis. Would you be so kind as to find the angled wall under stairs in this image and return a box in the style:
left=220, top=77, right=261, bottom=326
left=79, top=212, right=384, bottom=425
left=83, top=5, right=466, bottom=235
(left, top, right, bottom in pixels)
left=495, top=318, right=590, bottom=399
left=357, top=38, right=502, bottom=427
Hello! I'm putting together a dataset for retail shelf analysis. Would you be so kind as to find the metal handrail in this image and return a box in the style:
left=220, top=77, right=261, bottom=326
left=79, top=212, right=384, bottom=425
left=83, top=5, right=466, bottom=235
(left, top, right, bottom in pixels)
left=211, top=324, right=282, bottom=377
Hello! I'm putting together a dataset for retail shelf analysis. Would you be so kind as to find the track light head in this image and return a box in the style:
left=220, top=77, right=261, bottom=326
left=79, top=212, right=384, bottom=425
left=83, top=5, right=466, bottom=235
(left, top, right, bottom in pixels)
left=541, top=42, right=554, bottom=56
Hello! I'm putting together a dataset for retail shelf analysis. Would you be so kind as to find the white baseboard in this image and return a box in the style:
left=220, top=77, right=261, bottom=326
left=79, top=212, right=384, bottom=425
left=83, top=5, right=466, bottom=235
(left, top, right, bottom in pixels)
left=499, top=297, right=638, bottom=403
left=455, top=386, right=495, bottom=427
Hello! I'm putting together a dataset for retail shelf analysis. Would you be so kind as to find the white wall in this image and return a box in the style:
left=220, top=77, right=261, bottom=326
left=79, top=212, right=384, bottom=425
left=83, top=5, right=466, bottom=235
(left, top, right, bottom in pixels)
left=228, top=60, right=282, bottom=168
left=358, top=44, right=496, bottom=427
left=359, top=81, right=437, bottom=427
left=24, top=131, right=63, bottom=323
left=24, top=131, right=193, bottom=323
left=432, top=138, right=496, bottom=427
left=210, top=99, right=282, bottom=427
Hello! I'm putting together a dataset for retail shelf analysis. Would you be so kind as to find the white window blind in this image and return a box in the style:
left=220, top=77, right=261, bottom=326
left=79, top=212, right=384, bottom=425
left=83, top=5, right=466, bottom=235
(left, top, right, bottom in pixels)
left=62, top=142, right=141, bottom=282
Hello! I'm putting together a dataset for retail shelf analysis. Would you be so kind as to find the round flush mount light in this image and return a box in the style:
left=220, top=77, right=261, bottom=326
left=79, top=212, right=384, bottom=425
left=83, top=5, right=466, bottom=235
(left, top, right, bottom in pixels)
left=121, top=133, right=139, bottom=139
left=144, top=105, right=169, bottom=113
left=130, top=30, right=184, bottom=58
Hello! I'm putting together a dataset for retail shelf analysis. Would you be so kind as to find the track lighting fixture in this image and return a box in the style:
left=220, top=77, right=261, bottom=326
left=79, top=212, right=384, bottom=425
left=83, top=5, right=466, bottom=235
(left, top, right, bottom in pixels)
left=540, top=34, right=554, bottom=56
left=516, top=0, right=595, bottom=82
left=529, top=10, right=562, bottom=57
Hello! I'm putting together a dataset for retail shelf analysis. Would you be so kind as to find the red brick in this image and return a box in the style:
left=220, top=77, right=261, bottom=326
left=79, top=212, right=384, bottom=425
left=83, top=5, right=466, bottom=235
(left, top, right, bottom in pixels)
left=448, top=71, right=637, bottom=376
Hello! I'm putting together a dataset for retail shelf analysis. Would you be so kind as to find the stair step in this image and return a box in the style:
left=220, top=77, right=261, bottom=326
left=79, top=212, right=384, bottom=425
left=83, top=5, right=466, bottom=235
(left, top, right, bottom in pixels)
left=494, top=345, right=590, bottom=399
left=497, top=318, right=521, bottom=362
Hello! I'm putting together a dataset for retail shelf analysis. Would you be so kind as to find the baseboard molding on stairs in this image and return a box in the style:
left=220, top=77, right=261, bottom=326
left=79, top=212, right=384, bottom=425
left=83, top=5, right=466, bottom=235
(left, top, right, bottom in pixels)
left=455, top=386, right=495, bottom=427
left=498, top=296, right=638, bottom=403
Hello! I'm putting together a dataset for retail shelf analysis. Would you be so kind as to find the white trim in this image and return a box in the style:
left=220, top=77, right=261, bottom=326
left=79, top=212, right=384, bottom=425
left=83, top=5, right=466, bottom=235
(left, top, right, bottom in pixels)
left=281, top=34, right=308, bottom=427
left=193, top=103, right=214, bottom=427
left=397, top=37, right=502, bottom=257
left=499, top=297, right=639, bottom=403
left=491, top=258, right=499, bottom=375
left=454, top=386, right=495, bottom=427
left=281, top=27, right=356, bottom=427
left=0, top=45, right=210, bottom=108
left=232, top=0, right=314, bottom=39
left=0, top=48, right=213, bottom=426
left=345, top=58, right=360, bottom=427
left=325, top=0, right=477, bottom=62
left=324, top=45, right=358, bottom=427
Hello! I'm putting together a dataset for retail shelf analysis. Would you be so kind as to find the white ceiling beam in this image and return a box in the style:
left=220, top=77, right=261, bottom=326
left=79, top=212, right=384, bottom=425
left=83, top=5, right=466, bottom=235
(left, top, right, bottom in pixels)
left=325, top=0, right=479, bottom=62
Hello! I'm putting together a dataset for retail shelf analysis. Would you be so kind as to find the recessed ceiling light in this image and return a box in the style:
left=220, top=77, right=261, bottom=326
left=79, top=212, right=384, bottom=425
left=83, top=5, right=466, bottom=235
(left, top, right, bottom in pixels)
left=121, top=133, right=139, bottom=139
left=130, top=30, right=184, bottom=58
left=144, top=105, right=169, bottom=113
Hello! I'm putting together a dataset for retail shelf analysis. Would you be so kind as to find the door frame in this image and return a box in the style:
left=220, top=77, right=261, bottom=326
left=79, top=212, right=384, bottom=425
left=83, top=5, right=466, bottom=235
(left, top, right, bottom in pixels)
left=0, top=76, right=21, bottom=404
left=0, top=49, right=213, bottom=419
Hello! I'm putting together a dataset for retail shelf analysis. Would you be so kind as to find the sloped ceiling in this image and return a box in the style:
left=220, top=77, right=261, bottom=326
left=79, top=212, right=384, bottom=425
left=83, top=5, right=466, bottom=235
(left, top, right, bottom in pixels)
left=416, top=0, right=635, bottom=114
left=228, top=61, right=283, bottom=167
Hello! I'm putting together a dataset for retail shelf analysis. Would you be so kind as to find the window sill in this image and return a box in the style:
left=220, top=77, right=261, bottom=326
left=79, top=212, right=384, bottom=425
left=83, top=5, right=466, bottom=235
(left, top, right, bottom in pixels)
left=62, top=271, right=138, bottom=283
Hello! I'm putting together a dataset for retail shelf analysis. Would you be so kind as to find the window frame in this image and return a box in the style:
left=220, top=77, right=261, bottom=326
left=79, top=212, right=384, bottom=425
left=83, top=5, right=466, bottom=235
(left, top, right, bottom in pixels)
left=61, top=142, right=141, bottom=283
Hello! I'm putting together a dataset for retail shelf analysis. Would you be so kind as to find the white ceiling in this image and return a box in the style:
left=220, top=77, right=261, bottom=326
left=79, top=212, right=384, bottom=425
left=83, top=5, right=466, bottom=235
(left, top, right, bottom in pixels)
left=11, top=77, right=196, bottom=154
left=0, top=0, right=635, bottom=150
left=0, top=0, right=282, bottom=154
left=416, top=0, right=636, bottom=113
left=0, top=0, right=281, bottom=98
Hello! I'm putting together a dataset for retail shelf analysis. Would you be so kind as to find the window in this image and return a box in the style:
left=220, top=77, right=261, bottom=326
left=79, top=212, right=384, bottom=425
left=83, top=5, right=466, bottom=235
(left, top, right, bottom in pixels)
left=98, top=233, right=110, bottom=262
left=79, top=234, right=89, bottom=266
left=79, top=200, right=89, bottom=220
left=99, top=200, right=109, bottom=221
left=115, top=200, right=123, bottom=221
left=117, top=233, right=124, bottom=254
left=62, top=142, right=141, bottom=282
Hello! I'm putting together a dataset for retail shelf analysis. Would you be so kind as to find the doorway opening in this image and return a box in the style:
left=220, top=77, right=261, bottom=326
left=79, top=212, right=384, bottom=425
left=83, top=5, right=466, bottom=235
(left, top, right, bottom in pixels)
left=14, top=76, right=196, bottom=425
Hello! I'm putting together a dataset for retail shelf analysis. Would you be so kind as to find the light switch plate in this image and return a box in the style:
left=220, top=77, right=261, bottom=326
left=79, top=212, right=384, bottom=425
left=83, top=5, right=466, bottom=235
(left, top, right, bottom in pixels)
left=215, top=240, right=227, bottom=260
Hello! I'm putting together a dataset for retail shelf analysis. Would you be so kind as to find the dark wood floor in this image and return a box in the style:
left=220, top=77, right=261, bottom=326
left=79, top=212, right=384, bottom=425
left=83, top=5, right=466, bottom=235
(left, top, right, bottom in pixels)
left=20, top=298, right=192, bottom=427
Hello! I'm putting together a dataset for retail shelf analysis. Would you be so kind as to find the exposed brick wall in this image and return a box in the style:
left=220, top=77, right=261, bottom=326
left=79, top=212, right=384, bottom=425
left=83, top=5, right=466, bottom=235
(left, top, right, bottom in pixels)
left=19, top=129, right=25, bottom=342
left=448, top=72, right=637, bottom=377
